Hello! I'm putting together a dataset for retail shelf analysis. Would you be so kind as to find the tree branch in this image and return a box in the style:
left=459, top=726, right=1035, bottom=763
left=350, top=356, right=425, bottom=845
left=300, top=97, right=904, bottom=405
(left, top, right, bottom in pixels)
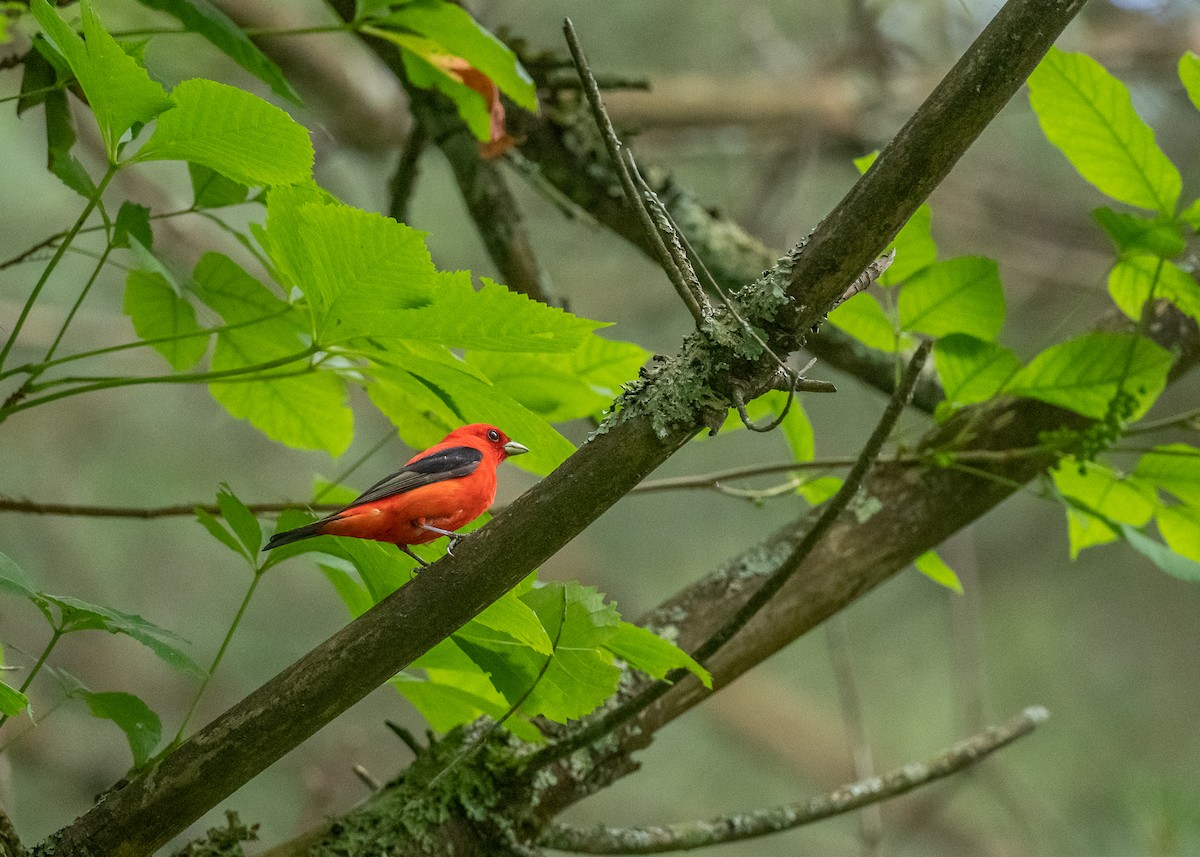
left=538, top=706, right=1049, bottom=854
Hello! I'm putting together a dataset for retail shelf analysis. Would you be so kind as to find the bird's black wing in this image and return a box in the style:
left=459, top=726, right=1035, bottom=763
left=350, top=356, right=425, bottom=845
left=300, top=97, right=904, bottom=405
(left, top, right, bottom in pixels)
left=339, top=446, right=484, bottom=510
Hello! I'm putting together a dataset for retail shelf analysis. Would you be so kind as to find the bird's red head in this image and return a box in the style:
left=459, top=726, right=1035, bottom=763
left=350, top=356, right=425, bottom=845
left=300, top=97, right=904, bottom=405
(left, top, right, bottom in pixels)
left=443, top=423, right=529, bottom=460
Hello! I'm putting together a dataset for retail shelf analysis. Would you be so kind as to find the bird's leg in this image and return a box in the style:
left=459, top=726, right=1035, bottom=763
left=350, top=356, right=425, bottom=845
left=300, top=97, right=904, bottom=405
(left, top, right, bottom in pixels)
left=417, top=523, right=463, bottom=554
left=400, top=545, right=430, bottom=569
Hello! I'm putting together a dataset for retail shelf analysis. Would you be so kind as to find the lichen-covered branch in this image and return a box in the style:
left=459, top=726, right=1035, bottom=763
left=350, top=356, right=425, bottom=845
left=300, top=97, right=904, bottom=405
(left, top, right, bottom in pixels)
left=539, top=706, right=1048, bottom=854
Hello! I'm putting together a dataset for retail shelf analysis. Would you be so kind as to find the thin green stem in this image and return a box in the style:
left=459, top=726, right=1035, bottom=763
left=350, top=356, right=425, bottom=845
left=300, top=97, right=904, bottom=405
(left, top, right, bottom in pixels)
left=0, top=163, right=119, bottom=372
left=1, top=346, right=318, bottom=418
left=0, top=627, right=64, bottom=732
left=173, top=570, right=265, bottom=746
left=43, top=244, right=115, bottom=364
left=110, top=24, right=350, bottom=38
left=0, top=82, right=67, bottom=105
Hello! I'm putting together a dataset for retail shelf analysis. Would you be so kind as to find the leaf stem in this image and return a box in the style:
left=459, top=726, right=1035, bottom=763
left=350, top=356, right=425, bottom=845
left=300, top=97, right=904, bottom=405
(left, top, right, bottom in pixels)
left=0, top=163, right=119, bottom=372
left=0, top=627, right=64, bottom=732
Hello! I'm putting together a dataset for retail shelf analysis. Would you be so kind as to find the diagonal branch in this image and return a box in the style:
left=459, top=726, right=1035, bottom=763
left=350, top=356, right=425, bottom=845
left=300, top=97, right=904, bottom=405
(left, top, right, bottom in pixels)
left=539, top=706, right=1049, bottom=854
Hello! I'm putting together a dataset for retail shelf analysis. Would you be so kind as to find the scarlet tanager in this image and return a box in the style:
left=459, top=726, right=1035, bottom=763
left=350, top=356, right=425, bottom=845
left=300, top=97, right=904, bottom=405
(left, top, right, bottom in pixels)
left=264, top=423, right=528, bottom=565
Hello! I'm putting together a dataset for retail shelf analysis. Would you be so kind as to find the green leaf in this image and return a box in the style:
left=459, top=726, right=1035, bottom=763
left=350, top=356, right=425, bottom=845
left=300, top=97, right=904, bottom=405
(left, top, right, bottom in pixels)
left=382, top=0, right=537, bottom=111
left=195, top=506, right=249, bottom=558
left=30, top=0, right=174, bottom=160
left=387, top=31, right=493, bottom=142
left=604, top=623, right=711, bottom=687
left=1180, top=51, right=1200, bottom=113
left=1134, top=444, right=1200, bottom=506
left=854, top=151, right=936, bottom=284
left=1003, top=332, right=1172, bottom=421
left=193, top=254, right=354, bottom=455
left=216, top=485, right=262, bottom=555
left=0, top=550, right=52, bottom=619
left=827, top=292, right=904, bottom=352
left=49, top=596, right=204, bottom=675
left=1091, top=208, right=1186, bottom=258
left=113, top=201, right=153, bottom=250
left=397, top=273, right=604, bottom=353
left=1107, top=257, right=1200, bottom=324
left=43, top=87, right=97, bottom=197
left=1181, top=197, right=1200, bottom=232
left=474, top=591, right=553, bottom=655
left=188, top=163, right=250, bottom=209
left=132, top=0, right=299, bottom=102
left=1119, top=523, right=1200, bottom=582
left=0, top=678, right=29, bottom=718
left=466, top=336, right=649, bottom=423
left=1053, top=458, right=1158, bottom=557
left=1028, top=47, right=1181, bottom=214
left=391, top=673, right=544, bottom=742
left=798, top=476, right=842, bottom=505
left=933, top=334, right=1021, bottom=409
left=370, top=348, right=576, bottom=475
left=123, top=269, right=208, bottom=371
left=898, top=256, right=1005, bottom=341
left=78, top=688, right=162, bottom=767
left=1158, top=504, right=1200, bottom=564
left=134, top=78, right=313, bottom=186
left=770, top=390, right=814, bottom=463
left=913, top=550, right=964, bottom=593
left=18, top=40, right=62, bottom=114
left=318, top=564, right=375, bottom=618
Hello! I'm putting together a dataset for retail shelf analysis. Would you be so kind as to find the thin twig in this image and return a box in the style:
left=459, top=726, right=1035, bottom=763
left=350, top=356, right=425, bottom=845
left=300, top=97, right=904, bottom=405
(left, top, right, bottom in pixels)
left=526, top=340, right=932, bottom=771
left=388, top=122, right=428, bottom=225
left=563, top=18, right=710, bottom=325
left=538, top=705, right=1049, bottom=854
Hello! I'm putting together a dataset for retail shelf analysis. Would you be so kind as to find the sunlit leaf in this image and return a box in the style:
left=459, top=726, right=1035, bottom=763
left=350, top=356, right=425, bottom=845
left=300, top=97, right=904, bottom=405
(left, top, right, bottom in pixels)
left=1158, top=503, right=1200, bottom=564
left=1134, top=444, right=1200, bottom=506
left=1028, top=47, right=1181, bottom=214
left=898, top=256, right=1005, bottom=341
left=1108, top=256, right=1200, bottom=324
left=1179, top=51, right=1200, bottom=113
left=1053, top=458, right=1158, bottom=557
left=0, top=679, right=28, bottom=718
left=1091, top=207, right=1185, bottom=258
left=854, top=151, right=936, bottom=284
left=135, top=79, right=313, bottom=186
left=933, top=334, right=1021, bottom=410
left=123, top=269, right=208, bottom=371
left=913, top=550, right=964, bottom=593
left=827, top=292, right=904, bottom=352
left=604, top=623, right=711, bottom=687
left=30, top=0, right=174, bottom=160
left=1003, top=332, right=1171, bottom=421
left=188, top=163, right=250, bottom=209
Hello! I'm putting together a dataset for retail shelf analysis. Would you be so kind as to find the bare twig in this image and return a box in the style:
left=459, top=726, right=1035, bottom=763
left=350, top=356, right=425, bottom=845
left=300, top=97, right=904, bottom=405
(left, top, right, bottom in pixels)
left=388, top=121, right=427, bottom=225
left=538, top=706, right=1049, bottom=854
left=563, top=19, right=710, bottom=325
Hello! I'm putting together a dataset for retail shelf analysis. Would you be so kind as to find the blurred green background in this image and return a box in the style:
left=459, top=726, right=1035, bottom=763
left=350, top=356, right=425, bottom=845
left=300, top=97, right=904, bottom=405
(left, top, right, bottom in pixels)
left=2, top=0, right=1199, bottom=854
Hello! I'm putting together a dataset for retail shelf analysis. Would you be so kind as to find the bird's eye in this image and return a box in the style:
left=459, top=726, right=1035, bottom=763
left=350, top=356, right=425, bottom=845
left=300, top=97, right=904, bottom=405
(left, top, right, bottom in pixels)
left=487, top=429, right=500, bottom=442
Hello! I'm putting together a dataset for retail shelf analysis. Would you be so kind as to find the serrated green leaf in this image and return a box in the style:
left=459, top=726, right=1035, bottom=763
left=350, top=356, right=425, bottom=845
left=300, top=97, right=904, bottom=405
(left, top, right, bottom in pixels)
left=386, top=30, right=493, bottom=142
left=474, top=591, right=553, bottom=655
left=1119, top=523, right=1200, bottom=582
left=1028, top=47, right=1181, bottom=214
left=467, top=336, right=648, bottom=422
left=898, top=256, right=1005, bottom=340
left=30, top=0, right=174, bottom=160
left=48, top=596, right=203, bottom=675
left=113, top=201, right=153, bottom=250
left=133, top=0, right=299, bottom=102
left=382, top=0, right=537, bottom=111
left=216, top=485, right=262, bottom=555
left=195, top=506, right=249, bottom=558
left=604, top=623, right=711, bottom=687
left=77, top=689, right=162, bottom=767
left=0, top=550, right=49, bottom=610
left=934, top=334, right=1021, bottom=409
left=1158, top=503, right=1200, bottom=563
left=1134, top=444, right=1200, bottom=506
left=913, top=550, right=964, bottom=593
left=827, top=292, right=904, bottom=352
left=1003, top=332, right=1171, bottom=421
left=18, top=41, right=61, bottom=114
left=43, top=87, right=97, bottom=196
left=370, top=348, right=575, bottom=475
left=1180, top=51, right=1200, bottom=113
left=1108, top=257, right=1200, bottom=324
left=1053, top=458, right=1157, bottom=557
left=134, top=78, right=313, bottom=186
left=0, top=678, right=29, bottom=718
left=1091, top=207, right=1185, bottom=258
left=188, top=163, right=250, bottom=209
left=123, top=269, right=208, bottom=371
left=391, top=673, right=544, bottom=742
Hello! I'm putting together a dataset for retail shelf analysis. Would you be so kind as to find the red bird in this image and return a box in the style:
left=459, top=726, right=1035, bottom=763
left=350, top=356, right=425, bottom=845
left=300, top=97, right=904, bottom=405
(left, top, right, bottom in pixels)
left=264, top=424, right=528, bottom=565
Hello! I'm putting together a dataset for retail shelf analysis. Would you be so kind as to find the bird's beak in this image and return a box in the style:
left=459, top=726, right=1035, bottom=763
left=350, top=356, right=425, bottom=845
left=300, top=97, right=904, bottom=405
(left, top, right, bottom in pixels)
left=503, top=440, right=529, bottom=457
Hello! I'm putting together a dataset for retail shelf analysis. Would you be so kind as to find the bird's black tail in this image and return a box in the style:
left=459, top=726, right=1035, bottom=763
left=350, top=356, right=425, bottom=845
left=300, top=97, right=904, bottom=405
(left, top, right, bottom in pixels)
left=263, top=520, right=327, bottom=551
